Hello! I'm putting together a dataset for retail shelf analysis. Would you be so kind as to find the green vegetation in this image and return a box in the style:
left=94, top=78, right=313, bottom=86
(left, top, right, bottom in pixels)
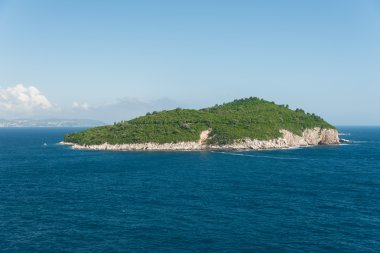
left=64, top=97, right=335, bottom=145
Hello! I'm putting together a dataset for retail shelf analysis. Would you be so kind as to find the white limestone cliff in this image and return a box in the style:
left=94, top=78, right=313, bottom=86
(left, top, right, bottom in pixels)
left=59, top=127, right=339, bottom=151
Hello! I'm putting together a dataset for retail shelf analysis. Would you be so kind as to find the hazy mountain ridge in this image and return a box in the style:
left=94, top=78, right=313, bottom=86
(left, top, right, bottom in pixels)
left=0, top=118, right=105, bottom=127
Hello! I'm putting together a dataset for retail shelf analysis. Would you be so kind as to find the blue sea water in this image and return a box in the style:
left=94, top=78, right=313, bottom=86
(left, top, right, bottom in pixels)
left=0, top=127, right=380, bottom=252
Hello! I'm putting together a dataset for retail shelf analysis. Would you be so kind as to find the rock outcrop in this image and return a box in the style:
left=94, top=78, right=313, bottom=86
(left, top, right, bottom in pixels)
left=281, top=128, right=339, bottom=146
left=60, top=127, right=339, bottom=151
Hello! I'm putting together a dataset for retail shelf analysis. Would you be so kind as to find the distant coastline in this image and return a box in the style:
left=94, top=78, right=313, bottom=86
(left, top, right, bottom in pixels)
left=0, top=119, right=105, bottom=127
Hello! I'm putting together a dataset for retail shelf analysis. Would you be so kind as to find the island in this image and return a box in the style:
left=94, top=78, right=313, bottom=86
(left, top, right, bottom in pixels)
left=61, top=97, right=339, bottom=151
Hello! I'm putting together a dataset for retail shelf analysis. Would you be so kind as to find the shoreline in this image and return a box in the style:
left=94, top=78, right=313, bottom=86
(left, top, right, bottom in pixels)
left=59, top=128, right=340, bottom=152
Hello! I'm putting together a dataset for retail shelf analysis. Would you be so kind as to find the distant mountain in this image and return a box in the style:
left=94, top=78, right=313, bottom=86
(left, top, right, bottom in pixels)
left=0, top=118, right=105, bottom=127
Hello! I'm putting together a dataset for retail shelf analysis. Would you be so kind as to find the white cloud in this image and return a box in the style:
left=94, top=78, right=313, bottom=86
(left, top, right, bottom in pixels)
left=72, top=101, right=90, bottom=110
left=0, top=84, right=53, bottom=113
left=63, top=97, right=181, bottom=123
left=0, top=84, right=181, bottom=123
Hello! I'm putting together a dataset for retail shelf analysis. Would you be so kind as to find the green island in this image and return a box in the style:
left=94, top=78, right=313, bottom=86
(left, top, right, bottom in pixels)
left=64, top=97, right=335, bottom=146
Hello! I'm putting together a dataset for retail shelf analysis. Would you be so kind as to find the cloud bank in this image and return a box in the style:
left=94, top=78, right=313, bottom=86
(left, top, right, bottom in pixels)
left=65, top=97, right=181, bottom=123
left=72, top=101, right=90, bottom=110
left=0, top=84, right=182, bottom=123
left=0, top=84, right=53, bottom=114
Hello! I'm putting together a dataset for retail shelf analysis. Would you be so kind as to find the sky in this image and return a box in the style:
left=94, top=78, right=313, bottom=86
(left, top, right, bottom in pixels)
left=0, top=0, right=379, bottom=124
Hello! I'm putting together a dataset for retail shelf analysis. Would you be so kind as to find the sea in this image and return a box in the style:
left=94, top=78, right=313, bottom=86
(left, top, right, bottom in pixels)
left=0, top=126, right=379, bottom=252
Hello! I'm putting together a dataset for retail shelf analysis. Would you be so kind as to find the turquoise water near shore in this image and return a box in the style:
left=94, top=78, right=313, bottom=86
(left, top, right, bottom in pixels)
left=1, top=127, right=380, bottom=252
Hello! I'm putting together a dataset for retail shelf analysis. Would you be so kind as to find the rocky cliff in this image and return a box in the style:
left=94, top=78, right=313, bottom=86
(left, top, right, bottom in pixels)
left=60, top=127, right=339, bottom=151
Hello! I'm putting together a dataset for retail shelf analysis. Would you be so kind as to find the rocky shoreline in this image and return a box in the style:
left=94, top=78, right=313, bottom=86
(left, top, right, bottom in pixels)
left=59, top=127, right=340, bottom=151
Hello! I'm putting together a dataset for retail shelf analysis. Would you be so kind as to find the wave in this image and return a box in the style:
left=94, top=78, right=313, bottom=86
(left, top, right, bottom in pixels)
left=211, top=151, right=302, bottom=160
left=339, top=140, right=380, bottom=146
left=351, top=140, right=380, bottom=144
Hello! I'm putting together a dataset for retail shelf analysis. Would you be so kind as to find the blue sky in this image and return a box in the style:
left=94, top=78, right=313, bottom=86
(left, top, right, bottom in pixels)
left=0, top=0, right=379, bottom=124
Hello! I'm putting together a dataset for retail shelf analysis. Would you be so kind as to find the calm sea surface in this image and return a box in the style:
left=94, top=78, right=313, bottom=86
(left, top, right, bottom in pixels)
left=0, top=127, right=379, bottom=252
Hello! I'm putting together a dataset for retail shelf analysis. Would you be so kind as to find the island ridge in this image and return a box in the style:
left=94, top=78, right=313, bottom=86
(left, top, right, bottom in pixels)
left=62, top=97, right=339, bottom=151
